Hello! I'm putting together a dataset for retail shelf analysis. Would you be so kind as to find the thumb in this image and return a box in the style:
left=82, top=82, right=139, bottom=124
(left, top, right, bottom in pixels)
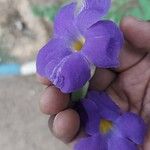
left=120, top=16, right=150, bottom=52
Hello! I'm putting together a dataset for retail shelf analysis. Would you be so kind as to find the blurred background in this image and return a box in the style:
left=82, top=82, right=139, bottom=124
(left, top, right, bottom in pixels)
left=0, top=0, right=149, bottom=149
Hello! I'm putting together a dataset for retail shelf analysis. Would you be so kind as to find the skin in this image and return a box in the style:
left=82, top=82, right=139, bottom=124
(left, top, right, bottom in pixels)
left=37, top=16, right=150, bottom=149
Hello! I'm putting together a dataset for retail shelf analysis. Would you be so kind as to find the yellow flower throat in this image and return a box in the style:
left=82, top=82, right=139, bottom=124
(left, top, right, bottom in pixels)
left=99, top=119, right=113, bottom=134
left=72, top=37, right=85, bottom=52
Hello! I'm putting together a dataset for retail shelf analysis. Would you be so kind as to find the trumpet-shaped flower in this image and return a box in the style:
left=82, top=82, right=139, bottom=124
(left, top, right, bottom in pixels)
left=36, top=0, right=124, bottom=93
left=75, top=91, right=146, bottom=150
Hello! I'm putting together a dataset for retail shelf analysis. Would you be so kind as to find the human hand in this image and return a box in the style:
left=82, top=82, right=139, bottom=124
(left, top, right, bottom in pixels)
left=37, top=16, right=150, bottom=149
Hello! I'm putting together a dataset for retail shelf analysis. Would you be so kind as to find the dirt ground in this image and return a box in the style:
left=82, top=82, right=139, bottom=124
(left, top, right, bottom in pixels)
left=0, top=75, right=70, bottom=150
left=0, top=0, right=52, bottom=63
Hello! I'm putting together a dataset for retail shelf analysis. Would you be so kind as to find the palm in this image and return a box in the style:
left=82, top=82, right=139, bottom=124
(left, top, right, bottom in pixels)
left=106, top=52, right=150, bottom=149
left=108, top=53, right=150, bottom=119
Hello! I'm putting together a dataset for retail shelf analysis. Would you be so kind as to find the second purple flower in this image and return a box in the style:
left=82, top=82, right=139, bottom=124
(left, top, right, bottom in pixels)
left=75, top=91, right=147, bottom=150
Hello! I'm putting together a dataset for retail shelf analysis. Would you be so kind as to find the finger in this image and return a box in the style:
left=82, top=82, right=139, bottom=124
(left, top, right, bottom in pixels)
left=141, top=77, right=150, bottom=123
left=89, top=68, right=116, bottom=91
left=107, top=86, right=129, bottom=112
left=143, top=127, right=150, bottom=150
left=116, top=41, right=146, bottom=72
left=120, top=16, right=150, bottom=52
left=37, top=74, right=52, bottom=86
left=51, top=109, right=80, bottom=143
left=40, top=86, right=70, bottom=115
left=48, top=115, right=55, bottom=132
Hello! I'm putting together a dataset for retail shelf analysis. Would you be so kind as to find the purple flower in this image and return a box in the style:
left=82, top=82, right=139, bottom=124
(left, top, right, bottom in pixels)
left=75, top=91, right=147, bottom=150
left=36, top=0, right=124, bottom=93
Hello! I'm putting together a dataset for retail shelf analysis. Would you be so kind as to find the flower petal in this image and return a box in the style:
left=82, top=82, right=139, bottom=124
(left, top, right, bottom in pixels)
left=108, top=135, right=137, bottom=150
left=115, top=112, right=147, bottom=144
left=87, top=91, right=121, bottom=121
left=103, top=20, right=124, bottom=49
left=54, top=3, right=79, bottom=42
left=36, top=38, right=71, bottom=77
left=84, top=0, right=111, bottom=15
left=45, top=53, right=91, bottom=93
left=76, top=0, right=111, bottom=33
left=82, top=20, right=124, bottom=68
left=80, top=99, right=100, bottom=135
left=74, top=134, right=107, bottom=150
left=76, top=9, right=102, bottom=34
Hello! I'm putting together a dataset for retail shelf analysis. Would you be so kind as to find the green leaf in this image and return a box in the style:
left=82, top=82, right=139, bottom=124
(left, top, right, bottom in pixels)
left=31, top=4, right=60, bottom=21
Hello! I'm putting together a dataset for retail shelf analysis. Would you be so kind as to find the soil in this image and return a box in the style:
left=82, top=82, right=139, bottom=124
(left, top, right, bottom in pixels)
left=0, top=75, right=69, bottom=150
left=0, top=0, right=53, bottom=63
